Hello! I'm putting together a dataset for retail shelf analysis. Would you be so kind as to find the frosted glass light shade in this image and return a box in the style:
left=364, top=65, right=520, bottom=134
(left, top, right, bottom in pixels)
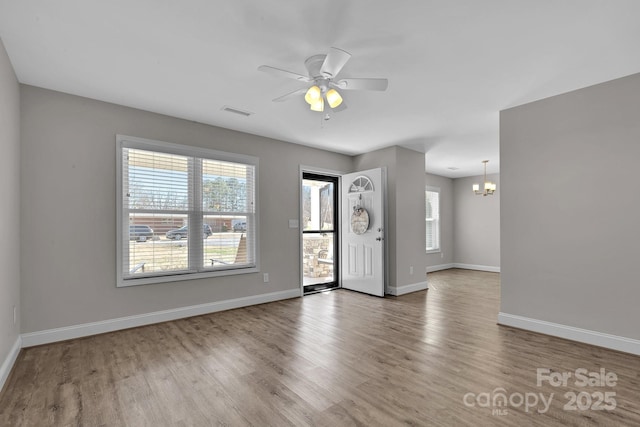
left=305, top=86, right=321, bottom=105
left=310, top=98, right=324, bottom=112
left=326, top=89, right=343, bottom=108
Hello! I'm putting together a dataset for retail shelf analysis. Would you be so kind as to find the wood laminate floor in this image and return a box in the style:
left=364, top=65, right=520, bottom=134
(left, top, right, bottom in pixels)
left=1, top=269, right=639, bottom=426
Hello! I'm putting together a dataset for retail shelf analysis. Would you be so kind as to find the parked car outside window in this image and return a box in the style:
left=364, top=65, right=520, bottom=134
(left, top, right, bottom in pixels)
left=129, top=225, right=154, bottom=242
left=233, top=222, right=247, bottom=232
left=166, top=224, right=213, bottom=240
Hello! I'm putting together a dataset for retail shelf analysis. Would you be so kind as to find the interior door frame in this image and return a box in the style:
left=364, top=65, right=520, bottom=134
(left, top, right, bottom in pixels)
left=299, top=165, right=345, bottom=296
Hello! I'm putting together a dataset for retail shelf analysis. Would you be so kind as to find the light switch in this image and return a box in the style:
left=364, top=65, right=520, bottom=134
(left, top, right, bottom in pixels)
left=288, top=219, right=299, bottom=228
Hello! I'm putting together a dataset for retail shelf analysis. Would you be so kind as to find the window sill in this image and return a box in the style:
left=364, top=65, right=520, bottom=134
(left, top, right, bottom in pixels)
left=426, top=249, right=441, bottom=254
left=117, top=266, right=259, bottom=287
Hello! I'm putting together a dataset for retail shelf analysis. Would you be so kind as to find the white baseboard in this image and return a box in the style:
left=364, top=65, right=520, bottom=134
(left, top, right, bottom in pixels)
left=0, top=336, right=22, bottom=393
left=426, top=263, right=454, bottom=273
left=454, top=263, right=500, bottom=273
left=21, top=289, right=301, bottom=348
left=387, top=280, right=429, bottom=296
left=498, top=312, right=640, bottom=356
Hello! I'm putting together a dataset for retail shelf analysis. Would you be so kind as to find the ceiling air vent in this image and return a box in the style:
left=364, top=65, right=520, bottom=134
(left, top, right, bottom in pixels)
left=221, top=106, right=254, bottom=117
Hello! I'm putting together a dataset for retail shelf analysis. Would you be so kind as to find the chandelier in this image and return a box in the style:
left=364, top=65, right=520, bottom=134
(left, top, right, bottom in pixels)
left=473, top=160, right=496, bottom=196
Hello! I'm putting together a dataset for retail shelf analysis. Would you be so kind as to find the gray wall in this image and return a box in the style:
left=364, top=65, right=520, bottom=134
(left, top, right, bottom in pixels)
left=354, top=146, right=427, bottom=289
left=500, top=72, right=640, bottom=340
left=0, top=39, right=20, bottom=368
left=425, top=173, right=454, bottom=269
left=453, top=174, right=500, bottom=269
left=395, top=147, right=428, bottom=286
left=20, top=85, right=353, bottom=333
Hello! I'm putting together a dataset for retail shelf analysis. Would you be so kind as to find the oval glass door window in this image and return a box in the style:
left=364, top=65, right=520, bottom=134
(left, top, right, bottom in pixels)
left=351, top=207, right=370, bottom=235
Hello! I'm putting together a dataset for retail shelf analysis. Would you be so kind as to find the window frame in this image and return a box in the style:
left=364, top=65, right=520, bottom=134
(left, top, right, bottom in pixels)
left=116, top=134, right=259, bottom=287
left=425, top=185, right=441, bottom=253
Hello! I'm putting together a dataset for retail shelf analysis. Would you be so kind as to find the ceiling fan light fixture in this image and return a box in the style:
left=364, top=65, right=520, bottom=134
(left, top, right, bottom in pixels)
left=258, top=47, right=388, bottom=113
left=304, top=85, right=321, bottom=105
left=326, top=88, right=343, bottom=108
left=310, top=98, right=324, bottom=112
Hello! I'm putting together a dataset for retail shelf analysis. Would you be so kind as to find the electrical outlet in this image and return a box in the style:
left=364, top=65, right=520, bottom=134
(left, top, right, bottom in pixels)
left=409, top=266, right=414, bottom=275
left=441, top=252, right=444, bottom=259
left=263, top=273, right=269, bottom=283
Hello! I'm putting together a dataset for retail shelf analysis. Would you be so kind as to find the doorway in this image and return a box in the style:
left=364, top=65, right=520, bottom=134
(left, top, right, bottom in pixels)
left=302, top=172, right=339, bottom=294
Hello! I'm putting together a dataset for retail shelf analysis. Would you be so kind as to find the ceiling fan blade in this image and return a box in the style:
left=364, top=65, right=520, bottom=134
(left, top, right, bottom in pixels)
left=320, top=47, right=352, bottom=78
left=258, top=65, right=311, bottom=82
left=272, top=88, right=307, bottom=102
left=335, top=78, right=388, bottom=91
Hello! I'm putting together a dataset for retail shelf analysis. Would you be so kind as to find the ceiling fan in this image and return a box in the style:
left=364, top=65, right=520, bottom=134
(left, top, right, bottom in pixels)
left=258, top=47, right=388, bottom=113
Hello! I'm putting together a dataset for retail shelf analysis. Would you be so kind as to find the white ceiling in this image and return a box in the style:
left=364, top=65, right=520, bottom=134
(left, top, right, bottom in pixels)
left=1, top=1, right=640, bottom=177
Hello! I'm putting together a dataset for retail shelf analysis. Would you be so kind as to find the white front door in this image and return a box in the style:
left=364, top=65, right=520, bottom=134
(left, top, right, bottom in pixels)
left=340, top=168, right=386, bottom=296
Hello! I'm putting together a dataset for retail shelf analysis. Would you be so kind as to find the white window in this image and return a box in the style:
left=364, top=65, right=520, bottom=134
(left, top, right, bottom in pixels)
left=117, top=135, right=258, bottom=287
left=426, top=187, right=440, bottom=252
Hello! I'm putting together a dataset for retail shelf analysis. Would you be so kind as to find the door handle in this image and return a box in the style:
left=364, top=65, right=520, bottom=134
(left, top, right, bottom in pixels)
left=376, top=237, right=383, bottom=241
